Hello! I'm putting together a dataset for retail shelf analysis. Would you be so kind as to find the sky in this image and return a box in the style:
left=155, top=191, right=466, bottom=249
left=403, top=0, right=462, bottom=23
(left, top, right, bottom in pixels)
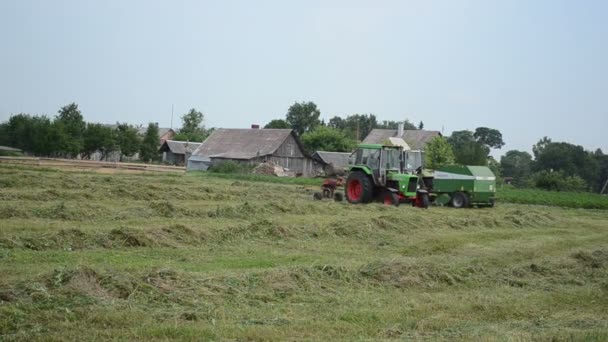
left=1, top=0, right=607, bottom=156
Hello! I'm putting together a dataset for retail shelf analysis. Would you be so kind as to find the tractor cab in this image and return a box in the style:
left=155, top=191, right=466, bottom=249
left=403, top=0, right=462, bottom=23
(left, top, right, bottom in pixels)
left=346, top=144, right=428, bottom=207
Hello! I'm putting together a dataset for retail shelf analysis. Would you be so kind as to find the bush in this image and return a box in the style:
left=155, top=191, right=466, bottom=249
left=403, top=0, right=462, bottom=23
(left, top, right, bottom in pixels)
left=531, top=170, right=588, bottom=192
left=207, top=161, right=253, bottom=174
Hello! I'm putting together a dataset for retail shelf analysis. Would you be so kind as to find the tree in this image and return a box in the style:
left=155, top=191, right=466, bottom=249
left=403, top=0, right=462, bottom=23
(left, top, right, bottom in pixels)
left=418, top=121, right=424, bottom=130
left=377, top=119, right=417, bottom=130
left=532, top=136, right=552, bottom=159
left=264, top=119, right=290, bottom=129
left=82, top=124, right=116, bottom=160
left=342, top=114, right=378, bottom=141
left=500, top=150, right=533, bottom=183
left=327, top=116, right=346, bottom=131
left=140, top=123, right=160, bottom=163
left=424, top=136, right=455, bottom=169
left=180, top=108, right=204, bottom=134
left=447, top=130, right=488, bottom=165
left=285, top=101, right=321, bottom=136
left=115, top=123, right=140, bottom=161
left=300, top=126, right=355, bottom=153
left=473, top=127, right=505, bottom=150
left=56, top=103, right=85, bottom=157
left=534, top=141, right=599, bottom=190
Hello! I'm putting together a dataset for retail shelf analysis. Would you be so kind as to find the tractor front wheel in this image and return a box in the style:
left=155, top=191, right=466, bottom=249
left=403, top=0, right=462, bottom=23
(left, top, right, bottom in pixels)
left=382, top=191, right=400, bottom=206
left=450, top=192, right=469, bottom=208
left=345, top=171, right=373, bottom=204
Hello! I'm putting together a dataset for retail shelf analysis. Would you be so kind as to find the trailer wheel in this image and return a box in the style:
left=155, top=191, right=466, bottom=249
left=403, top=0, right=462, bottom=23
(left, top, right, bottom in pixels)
left=451, top=192, right=469, bottom=208
left=382, top=191, right=400, bottom=207
left=322, top=188, right=331, bottom=198
left=419, top=193, right=430, bottom=209
left=334, top=192, right=344, bottom=202
left=345, top=171, right=373, bottom=204
left=313, top=192, right=323, bottom=200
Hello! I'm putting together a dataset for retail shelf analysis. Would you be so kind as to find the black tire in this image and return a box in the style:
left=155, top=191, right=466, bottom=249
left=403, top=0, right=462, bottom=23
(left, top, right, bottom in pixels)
left=382, top=190, right=400, bottom=207
left=451, top=192, right=469, bottom=208
left=334, top=192, right=344, bottom=202
left=313, top=192, right=323, bottom=200
left=322, top=188, right=331, bottom=198
left=345, top=171, right=374, bottom=204
left=420, top=193, right=430, bottom=209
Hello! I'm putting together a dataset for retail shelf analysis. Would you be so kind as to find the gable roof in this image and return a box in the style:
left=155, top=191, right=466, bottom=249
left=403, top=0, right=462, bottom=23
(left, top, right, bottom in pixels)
left=191, top=129, right=298, bottom=160
left=312, top=151, right=351, bottom=167
left=362, top=129, right=441, bottom=150
left=137, top=127, right=175, bottom=138
left=159, top=140, right=202, bottom=155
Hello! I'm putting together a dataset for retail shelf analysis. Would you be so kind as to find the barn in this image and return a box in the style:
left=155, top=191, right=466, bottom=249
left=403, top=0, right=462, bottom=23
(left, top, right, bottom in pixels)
left=159, top=140, right=202, bottom=166
left=188, top=128, right=322, bottom=176
left=311, top=151, right=351, bottom=176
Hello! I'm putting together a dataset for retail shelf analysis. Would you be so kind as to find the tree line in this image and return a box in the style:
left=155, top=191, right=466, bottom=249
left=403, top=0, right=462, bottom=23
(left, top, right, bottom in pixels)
left=0, top=103, right=211, bottom=163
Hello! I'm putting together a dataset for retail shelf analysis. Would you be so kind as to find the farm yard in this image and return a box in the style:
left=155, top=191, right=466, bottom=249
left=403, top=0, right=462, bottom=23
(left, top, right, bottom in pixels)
left=1, top=164, right=608, bottom=341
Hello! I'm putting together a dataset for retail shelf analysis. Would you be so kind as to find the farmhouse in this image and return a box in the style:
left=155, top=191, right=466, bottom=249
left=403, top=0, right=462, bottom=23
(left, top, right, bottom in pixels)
left=312, top=151, right=351, bottom=176
left=188, top=128, right=321, bottom=176
left=159, top=140, right=202, bottom=166
left=362, top=127, right=441, bottom=150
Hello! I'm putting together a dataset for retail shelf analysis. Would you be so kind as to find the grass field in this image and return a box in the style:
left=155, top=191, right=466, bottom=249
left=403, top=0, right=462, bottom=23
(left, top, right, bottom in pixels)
left=1, top=165, right=607, bottom=341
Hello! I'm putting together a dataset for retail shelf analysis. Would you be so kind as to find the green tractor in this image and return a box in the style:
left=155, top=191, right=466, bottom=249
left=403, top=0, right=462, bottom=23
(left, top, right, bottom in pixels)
left=344, top=144, right=430, bottom=207
left=344, top=144, right=497, bottom=208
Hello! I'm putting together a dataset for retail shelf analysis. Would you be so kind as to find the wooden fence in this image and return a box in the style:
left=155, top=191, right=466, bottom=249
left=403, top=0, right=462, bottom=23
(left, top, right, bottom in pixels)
left=0, top=157, right=185, bottom=174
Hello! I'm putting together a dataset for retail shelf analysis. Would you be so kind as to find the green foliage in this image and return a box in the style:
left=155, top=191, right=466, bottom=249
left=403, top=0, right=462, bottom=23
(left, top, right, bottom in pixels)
left=174, top=108, right=209, bottom=142
left=533, top=141, right=599, bottom=190
left=376, top=119, right=417, bottom=130
left=55, top=103, right=85, bottom=157
left=207, top=161, right=253, bottom=174
left=498, top=186, right=608, bottom=209
left=115, top=123, right=141, bottom=160
left=418, top=121, right=424, bottom=130
left=530, top=170, right=588, bottom=192
left=264, top=119, right=290, bottom=129
left=473, top=127, right=505, bottom=149
left=500, top=150, right=533, bottom=184
left=285, top=101, right=321, bottom=136
left=300, top=126, right=355, bottom=153
left=82, top=124, right=116, bottom=160
left=139, top=123, right=160, bottom=163
left=424, top=136, right=455, bottom=169
left=447, top=130, right=488, bottom=165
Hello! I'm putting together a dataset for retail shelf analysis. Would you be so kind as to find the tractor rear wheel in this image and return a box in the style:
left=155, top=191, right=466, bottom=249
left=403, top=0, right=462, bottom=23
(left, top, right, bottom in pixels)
left=450, top=192, right=469, bottom=208
left=345, top=171, right=373, bottom=204
left=382, top=191, right=400, bottom=206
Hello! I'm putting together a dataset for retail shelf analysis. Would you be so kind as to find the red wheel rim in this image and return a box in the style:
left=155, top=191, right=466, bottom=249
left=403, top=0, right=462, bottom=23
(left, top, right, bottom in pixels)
left=384, top=194, right=393, bottom=205
left=348, top=179, right=362, bottom=201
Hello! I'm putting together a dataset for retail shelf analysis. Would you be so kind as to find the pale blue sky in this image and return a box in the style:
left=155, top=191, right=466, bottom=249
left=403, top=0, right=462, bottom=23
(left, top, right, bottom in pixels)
left=1, top=0, right=607, bottom=156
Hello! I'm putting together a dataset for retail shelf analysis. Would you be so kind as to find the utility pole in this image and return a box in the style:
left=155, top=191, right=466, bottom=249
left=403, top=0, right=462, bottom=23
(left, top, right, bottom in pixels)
left=601, top=177, right=608, bottom=195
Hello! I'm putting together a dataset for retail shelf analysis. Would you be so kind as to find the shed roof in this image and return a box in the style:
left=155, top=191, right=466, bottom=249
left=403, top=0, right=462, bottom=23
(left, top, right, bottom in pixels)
left=362, top=129, right=441, bottom=150
left=191, top=129, right=298, bottom=160
left=159, top=140, right=202, bottom=155
left=312, top=151, right=351, bottom=167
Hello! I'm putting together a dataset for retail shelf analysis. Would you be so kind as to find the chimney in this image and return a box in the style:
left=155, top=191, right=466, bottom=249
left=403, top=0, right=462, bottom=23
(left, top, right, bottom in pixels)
left=251, top=124, right=260, bottom=129
left=398, top=122, right=404, bottom=137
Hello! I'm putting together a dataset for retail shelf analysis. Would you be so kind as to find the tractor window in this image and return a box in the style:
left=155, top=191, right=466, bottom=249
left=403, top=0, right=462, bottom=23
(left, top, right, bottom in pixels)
left=367, top=150, right=380, bottom=169
left=385, top=149, right=401, bottom=169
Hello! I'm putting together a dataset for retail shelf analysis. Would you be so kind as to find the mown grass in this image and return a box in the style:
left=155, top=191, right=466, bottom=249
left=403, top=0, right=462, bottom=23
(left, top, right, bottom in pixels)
left=1, top=165, right=607, bottom=341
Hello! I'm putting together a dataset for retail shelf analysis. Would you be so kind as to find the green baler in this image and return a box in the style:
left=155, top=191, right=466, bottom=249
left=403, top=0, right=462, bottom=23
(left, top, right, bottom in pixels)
left=431, top=165, right=497, bottom=207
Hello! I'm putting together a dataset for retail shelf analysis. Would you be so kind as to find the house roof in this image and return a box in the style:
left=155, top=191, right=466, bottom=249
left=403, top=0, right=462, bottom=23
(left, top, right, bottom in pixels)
left=191, top=128, right=298, bottom=160
left=137, top=127, right=174, bottom=138
left=312, top=151, right=351, bottom=167
left=362, top=129, right=441, bottom=150
left=159, top=140, right=202, bottom=155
